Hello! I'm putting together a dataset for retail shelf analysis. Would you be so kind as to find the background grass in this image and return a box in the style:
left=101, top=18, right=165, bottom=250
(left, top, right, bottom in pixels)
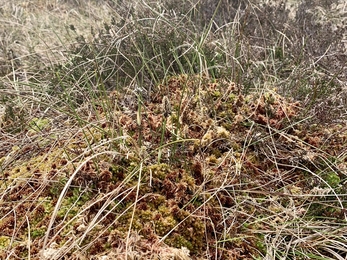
left=1, top=0, right=347, bottom=259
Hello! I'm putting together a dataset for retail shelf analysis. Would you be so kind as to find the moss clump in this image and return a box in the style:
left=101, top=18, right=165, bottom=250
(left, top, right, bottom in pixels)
left=31, top=227, right=46, bottom=239
left=0, top=236, right=11, bottom=248
left=154, top=214, right=177, bottom=235
left=57, top=188, right=93, bottom=219
left=147, top=163, right=171, bottom=180
left=165, top=234, right=193, bottom=253
left=27, top=117, right=50, bottom=133
left=324, top=172, right=340, bottom=188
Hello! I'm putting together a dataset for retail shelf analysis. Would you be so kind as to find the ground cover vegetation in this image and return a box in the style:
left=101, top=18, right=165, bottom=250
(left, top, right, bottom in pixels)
left=1, top=0, right=347, bottom=259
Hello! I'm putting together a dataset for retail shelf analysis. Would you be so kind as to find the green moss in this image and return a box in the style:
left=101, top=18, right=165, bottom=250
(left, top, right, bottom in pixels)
left=49, top=177, right=67, bottom=196
left=148, top=163, right=170, bottom=180
left=28, top=117, right=50, bottom=133
left=324, top=172, right=340, bottom=188
left=57, top=188, right=92, bottom=218
left=211, top=148, right=222, bottom=158
left=146, top=195, right=166, bottom=208
left=212, top=90, right=222, bottom=98
left=165, top=234, right=194, bottom=253
left=255, top=234, right=266, bottom=254
left=156, top=212, right=205, bottom=253
left=0, top=236, right=11, bottom=248
left=263, top=92, right=276, bottom=105
left=154, top=215, right=177, bottom=236
left=31, top=227, right=46, bottom=239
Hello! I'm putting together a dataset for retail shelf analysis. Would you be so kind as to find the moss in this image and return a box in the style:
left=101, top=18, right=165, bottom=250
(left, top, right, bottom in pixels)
left=324, top=172, right=340, bottom=188
left=146, top=195, right=166, bottom=208
left=49, top=177, right=67, bottom=196
left=57, top=188, right=92, bottom=219
left=154, top=214, right=177, bottom=236
left=165, top=234, right=194, bottom=252
left=27, top=117, right=50, bottom=133
left=2, top=72, right=346, bottom=259
left=211, top=148, right=222, bottom=158
left=216, top=126, right=230, bottom=139
left=201, top=130, right=213, bottom=146
left=212, top=90, right=222, bottom=98
left=31, top=227, right=46, bottom=238
left=206, top=154, right=218, bottom=164
left=147, top=163, right=170, bottom=180
left=0, top=236, right=11, bottom=248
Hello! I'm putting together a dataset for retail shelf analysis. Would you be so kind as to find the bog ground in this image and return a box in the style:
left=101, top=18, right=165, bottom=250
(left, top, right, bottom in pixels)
left=1, top=1, right=347, bottom=259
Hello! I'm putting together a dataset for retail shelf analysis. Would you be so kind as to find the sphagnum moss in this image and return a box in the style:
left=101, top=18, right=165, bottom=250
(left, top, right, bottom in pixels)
left=1, top=1, right=347, bottom=258
left=2, top=74, right=347, bottom=259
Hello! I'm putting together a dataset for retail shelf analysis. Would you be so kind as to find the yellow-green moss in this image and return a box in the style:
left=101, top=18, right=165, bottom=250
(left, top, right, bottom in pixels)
left=28, top=117, right=50, bottom=133
left=147, top=163, right=170, bottom=180
left=0, top=236, right=11, bottom=249
left=154, top=215, right=177, bottom=236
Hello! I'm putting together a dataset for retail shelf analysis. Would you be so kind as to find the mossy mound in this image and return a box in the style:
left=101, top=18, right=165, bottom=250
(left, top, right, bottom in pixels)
left=1, top=75, right=347, bottom=259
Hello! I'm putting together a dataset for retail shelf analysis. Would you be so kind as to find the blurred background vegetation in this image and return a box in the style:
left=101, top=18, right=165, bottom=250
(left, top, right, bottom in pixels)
left=1, top=0, right=346, bottom=125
